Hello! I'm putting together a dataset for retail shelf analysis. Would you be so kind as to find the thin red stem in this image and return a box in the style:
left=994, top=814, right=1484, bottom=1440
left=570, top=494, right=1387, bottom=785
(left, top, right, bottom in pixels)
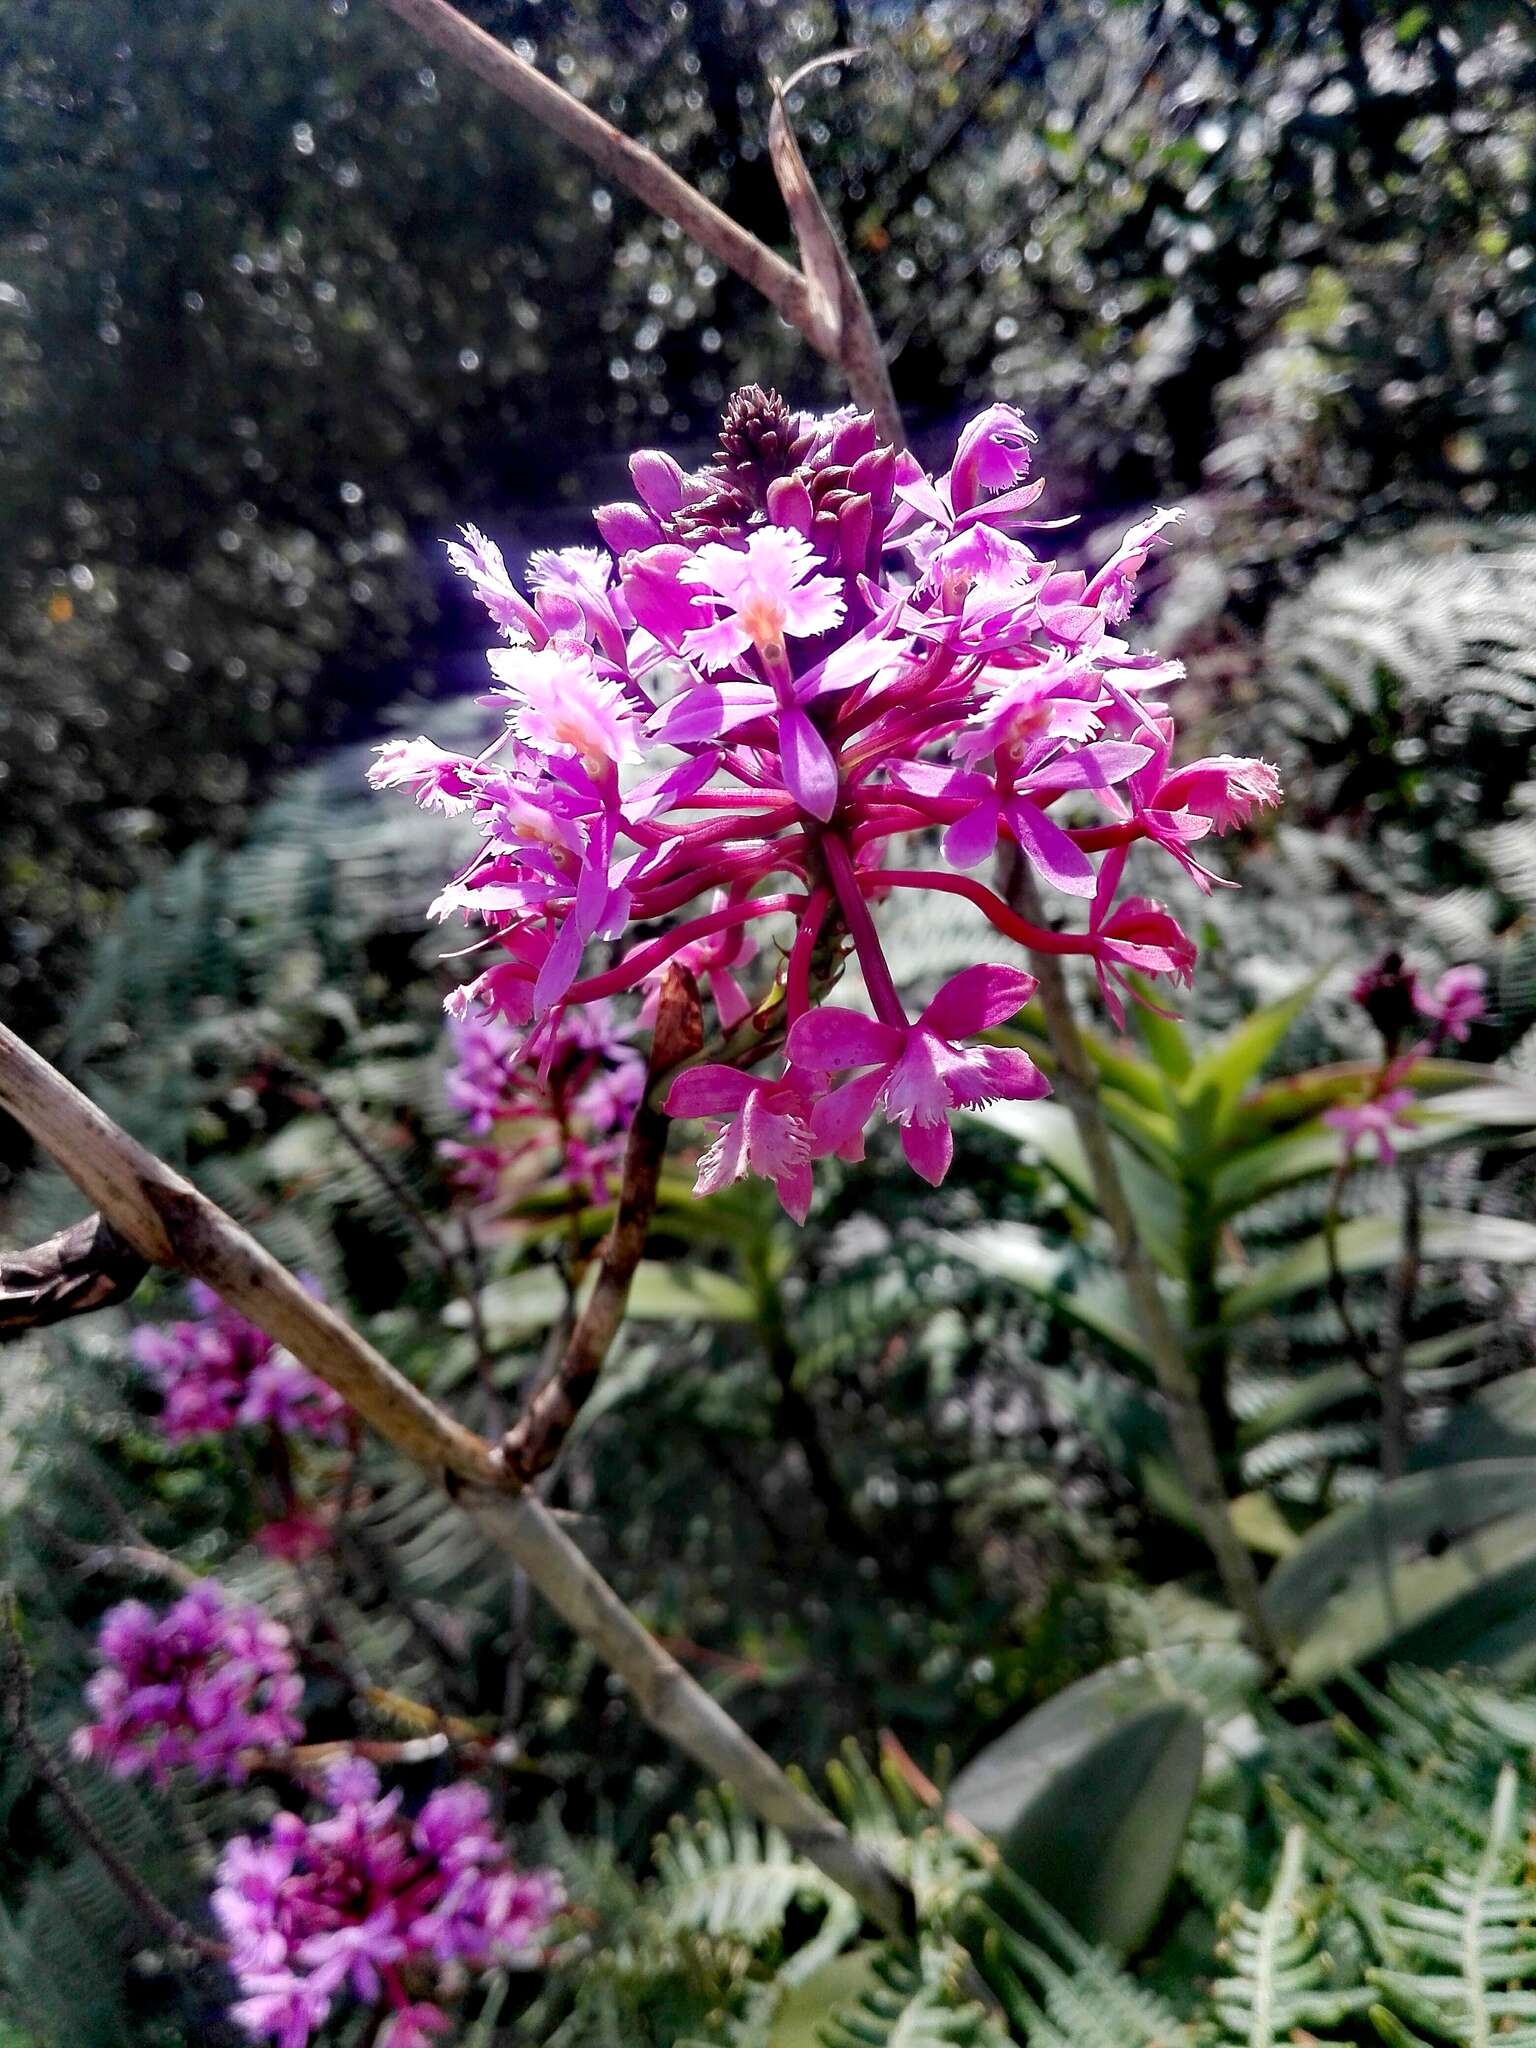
left=822, top=835, right=907, bottom=1028
left=565, top=893, right=803, bottom=1004
left=868, top=870, right=1095, bottom=955
left=784, top=886, right=831, bottom=1026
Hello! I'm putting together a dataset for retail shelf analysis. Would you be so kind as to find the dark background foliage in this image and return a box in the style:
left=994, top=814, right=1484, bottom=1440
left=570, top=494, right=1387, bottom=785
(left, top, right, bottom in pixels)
left=5, top=0, right=1536, bottom=1053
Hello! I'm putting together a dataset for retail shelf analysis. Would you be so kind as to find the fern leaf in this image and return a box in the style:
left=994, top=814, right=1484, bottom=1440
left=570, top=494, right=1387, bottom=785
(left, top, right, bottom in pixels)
left=1210, top=1826, right=1371, bottom=2046
left=1367, top=1765, right=1536, bottom=2048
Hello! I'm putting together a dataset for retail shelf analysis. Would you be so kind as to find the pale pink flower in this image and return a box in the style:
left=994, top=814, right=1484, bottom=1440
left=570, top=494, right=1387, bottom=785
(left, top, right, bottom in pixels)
left=681, top=527, right=845, bottom=670
left=486, top=641, right=642, bottom=769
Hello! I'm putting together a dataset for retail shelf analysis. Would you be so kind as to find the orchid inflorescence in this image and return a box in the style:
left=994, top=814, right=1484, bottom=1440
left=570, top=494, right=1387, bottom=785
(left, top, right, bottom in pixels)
left=1324, top=953, right=1488, bottom=1163
left=131, top=1280, right=348, bottom=1447
left=213, top=1760, right=561, bottom=2048
left=439, top=1002, right=643, bottom=1208
left=71, top=1582, right=303, bottom=1786
left=372, top=387, right=1279, bottom=1219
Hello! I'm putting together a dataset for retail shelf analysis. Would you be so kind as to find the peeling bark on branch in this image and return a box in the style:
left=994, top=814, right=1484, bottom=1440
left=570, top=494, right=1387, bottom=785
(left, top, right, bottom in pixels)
left=0, top=1214, right=148, bottom=1337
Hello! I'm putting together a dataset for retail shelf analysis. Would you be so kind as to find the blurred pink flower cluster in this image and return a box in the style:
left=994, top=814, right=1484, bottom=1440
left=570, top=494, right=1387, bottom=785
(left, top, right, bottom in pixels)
left=1324, top=956, right=1488, bottom=1163
left=130, top=1280, right=348, bottom=1446
left=373, top=387, right=1279, bottom=1217
left=438, top=1002, right=644, bottom=1205
left=71, top=1582, right=302, bottom=1785
left=213, top=1759, right=561, bottom=2048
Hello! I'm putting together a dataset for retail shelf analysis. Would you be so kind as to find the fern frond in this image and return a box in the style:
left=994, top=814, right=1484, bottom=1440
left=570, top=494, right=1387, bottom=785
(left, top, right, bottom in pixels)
left=1367, top=1765, right=1536, bottom=2048
left=1210, top=1826, right=1371, bottom=2046
left=817, top=1941, right=1008, bottom=2048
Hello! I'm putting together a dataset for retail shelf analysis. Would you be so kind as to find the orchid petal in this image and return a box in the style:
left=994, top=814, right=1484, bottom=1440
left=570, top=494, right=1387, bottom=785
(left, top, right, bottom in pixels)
left=666, top=1064, right=756, bottom=1118
left=779, top=705, right=840, bottom=821
left=918, top=965, right=1038, bottom=1038
left=788, top=1007, right=903, bottom=1073
left=901, top=1116, right=954, bottom=1186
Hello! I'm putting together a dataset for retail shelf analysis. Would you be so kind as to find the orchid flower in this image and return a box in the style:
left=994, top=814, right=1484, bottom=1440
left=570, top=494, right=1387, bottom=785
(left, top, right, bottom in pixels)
left=374, top=387, right=1280, bottom=1215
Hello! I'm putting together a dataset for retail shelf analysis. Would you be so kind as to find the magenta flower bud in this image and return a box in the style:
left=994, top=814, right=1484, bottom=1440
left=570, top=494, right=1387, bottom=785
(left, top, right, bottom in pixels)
left=628, top=446, right=688, bottom=515
left=765, top=474, right=813, bottom=533
left=592, top=499, right=662, bottom=553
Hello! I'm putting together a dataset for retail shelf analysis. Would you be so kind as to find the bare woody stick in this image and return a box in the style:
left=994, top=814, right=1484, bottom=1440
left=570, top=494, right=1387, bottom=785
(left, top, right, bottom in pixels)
left=0, top=1021, right=913, bottom=1935
left=371, top=0, right=903, bottom=445
left=0, top=1020, right=502, bottom=1489
left=498, top=964, right=702, bottom=1485
left=1002, top=858, right=1279, bottom=1665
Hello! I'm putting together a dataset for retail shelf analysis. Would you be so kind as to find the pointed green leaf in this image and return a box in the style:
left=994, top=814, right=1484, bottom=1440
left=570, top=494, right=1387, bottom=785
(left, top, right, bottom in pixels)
left=962, top=1104, right=1182, bottom=1273
left=1184, top=971, right=1323, bottom=1131
left=953, top=1691, right=1206, bottom=1955
left=1264, top=1458, right=1536, bottom=1679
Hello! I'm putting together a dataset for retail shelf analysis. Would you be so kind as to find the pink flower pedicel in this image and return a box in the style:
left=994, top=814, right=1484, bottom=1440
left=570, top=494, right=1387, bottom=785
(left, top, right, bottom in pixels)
left=373, top=387, right=1280, bottom=1220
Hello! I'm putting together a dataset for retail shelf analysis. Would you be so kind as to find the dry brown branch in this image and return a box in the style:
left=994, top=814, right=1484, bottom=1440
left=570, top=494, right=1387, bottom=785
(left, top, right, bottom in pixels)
left=0, top=1214, right=148, bottom=1337
left=372, top=0, right=903, bottom=435
left=0, top=1021, right=501, bottom=1487
left=0, top=1019, right=914, bottom=1936
left=767, top=67, right=903, bottom=448
left=498, top=963, right=703, bottom=1485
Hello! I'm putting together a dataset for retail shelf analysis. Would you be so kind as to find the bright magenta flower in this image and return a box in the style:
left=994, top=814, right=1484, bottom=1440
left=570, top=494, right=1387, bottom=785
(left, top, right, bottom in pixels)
left=373, top=388, right=1279, bottom=1217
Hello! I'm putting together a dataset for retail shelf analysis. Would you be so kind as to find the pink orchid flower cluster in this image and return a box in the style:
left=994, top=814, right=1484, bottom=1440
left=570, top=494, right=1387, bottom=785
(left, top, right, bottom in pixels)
left=372, top=387, right=1279, bottom=1219
left=213, top=1759, right=561, bottom=2048
left=1324, top=955, right=1488, bottom=1163
left=131, top=1280, right=348, bottom=1447
left=71, top=1583, right=303, bottom=1786
left=439, top=1001, right=644, bottom=1205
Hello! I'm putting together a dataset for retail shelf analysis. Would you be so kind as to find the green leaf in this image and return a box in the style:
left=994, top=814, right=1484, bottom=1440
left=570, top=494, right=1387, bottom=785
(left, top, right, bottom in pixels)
left=1238, top=1328, right=1489, bottom=1448
left=1226, top=1059, right=1507, bottom=1150
left=937, top=1224, right=1155, bottom=1371
left=961, top=1103, right=1182, bottom=1273
left=765, top=1948, right=884, bottom=2046
left=1184, top=971, right=1323, bottom=1134
left=1221, top=1211, right=1536, bottom=1324
left=1419, top=1365, right=1536, bottom=1466
left=949, top=1648, right=1256, bottom=1954
left=976, top=1702, right=1203, bottom=1956
left=463, top=1259, right=757, bottom=1340
left=1128, top=988, right=1194, bottom=1085
left=1213, top=1079, right=1536, bottom=1218
left=1264, top=1459, right=1536, bottom=1680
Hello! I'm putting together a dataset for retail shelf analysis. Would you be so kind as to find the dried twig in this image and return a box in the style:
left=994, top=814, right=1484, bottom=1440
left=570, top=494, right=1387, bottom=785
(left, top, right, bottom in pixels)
left=372, top=0, right=903, bottom=437
left=0, top=1214, right=147, bottom=1338
left=0, top=1019, right=913, bottom=1936
left=497, top=964, right=703, bottom=1486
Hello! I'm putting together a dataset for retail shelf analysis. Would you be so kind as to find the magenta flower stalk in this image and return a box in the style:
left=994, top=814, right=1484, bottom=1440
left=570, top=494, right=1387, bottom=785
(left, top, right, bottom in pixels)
left=212, top=1759, right=561, bottom=2048
left=71, top=1583, right=303, bottom=1786
left=1324, top=956, right=1488, bottom=1162
left=373, top=387, right=1279, bottom=1220
left=131, top=1280, right=349, bottom=1447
